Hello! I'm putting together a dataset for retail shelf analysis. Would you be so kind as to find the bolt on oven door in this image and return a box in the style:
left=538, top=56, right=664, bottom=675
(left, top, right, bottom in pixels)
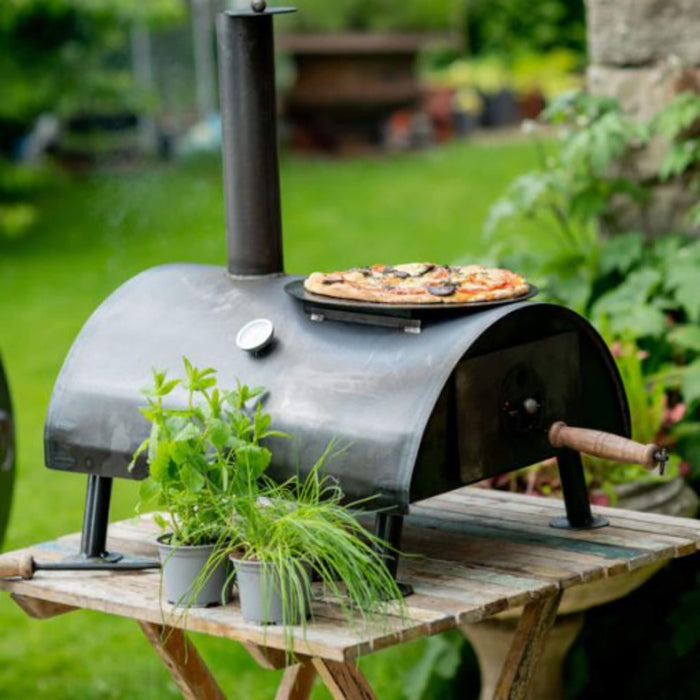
left=0, top=354, right=15, bottom=550
left=455, top=331, right=582, bottom=484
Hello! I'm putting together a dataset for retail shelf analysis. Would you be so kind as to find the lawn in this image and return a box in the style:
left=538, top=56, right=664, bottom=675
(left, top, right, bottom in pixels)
left=0, top=138, right=547, bottom=699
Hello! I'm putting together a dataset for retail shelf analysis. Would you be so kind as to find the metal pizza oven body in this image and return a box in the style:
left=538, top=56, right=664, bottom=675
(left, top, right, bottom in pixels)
left=41, top=7, right=632, bottom=568
left=44, top=265, right=629, bottom=514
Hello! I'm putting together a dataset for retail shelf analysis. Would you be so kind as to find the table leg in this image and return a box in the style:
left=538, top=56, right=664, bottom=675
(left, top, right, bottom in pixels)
left=275, top=661, right=317, bottom=700
left=138, top=620, right=226, bottom=700
left=493, top=590, right=563, bottom=700
left=312, top=658, right=376, bottom=700
left=11, top=594, right=76, bottom=619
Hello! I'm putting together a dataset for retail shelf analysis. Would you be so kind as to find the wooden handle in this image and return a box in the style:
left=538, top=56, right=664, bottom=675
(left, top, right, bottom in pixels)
left=0, top=554, right=34, bottom=579
left=549, top=422, right=661, bottom=468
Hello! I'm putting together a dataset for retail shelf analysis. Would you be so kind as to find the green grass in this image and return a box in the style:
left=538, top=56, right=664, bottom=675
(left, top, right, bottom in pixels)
left=0, top=138, right=545, bottom=699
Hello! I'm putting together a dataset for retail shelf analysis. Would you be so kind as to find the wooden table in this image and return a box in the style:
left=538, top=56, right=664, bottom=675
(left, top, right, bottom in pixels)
left=3, top=486, right=700, bottom=700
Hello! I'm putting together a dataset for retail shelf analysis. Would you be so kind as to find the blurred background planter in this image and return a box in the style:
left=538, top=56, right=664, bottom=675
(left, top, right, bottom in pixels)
left=479, top=88, right=519, bottom=128
left=462, top=477, right=698, bottom=700
left=280, top=32, right=429, bottom=152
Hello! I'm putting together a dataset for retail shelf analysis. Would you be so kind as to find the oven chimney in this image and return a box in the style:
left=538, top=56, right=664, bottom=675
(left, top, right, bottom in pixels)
left=216, top=3, right=293, bottom=276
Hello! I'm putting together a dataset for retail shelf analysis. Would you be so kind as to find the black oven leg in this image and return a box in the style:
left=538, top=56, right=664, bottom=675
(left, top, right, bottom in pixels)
left=68, top=475, right=122, bottom=562
left=374, top=513, right=413, bottom=597
left=550, top=448, right=608, bottom=530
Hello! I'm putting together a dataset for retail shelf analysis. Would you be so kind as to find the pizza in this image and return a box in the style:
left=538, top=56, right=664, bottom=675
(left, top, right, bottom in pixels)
left=303, top=263, right=530, bottom=305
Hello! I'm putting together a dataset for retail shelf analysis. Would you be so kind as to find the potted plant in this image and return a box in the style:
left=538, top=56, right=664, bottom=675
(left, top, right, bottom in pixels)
left=131, top=358, right=277, bottom=608
left=219, top=445, right=406, bottom=638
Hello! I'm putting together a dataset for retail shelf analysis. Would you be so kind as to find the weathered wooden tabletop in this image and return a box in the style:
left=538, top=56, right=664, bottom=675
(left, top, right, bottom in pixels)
left=3, top=486, right=700, bottom=699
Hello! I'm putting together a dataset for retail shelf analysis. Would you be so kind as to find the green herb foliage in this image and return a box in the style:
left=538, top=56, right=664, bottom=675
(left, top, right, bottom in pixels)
left=217, top=443, right=407, bottom=647
left=130, top=358, right=278, bottom=547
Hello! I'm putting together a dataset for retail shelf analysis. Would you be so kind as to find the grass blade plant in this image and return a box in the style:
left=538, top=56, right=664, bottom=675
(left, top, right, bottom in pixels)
left=220, top=444, right=408, bottom=649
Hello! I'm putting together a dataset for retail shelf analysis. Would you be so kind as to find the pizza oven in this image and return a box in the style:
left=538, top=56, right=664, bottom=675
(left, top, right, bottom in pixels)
left=44, top=5, right=666, bottom=581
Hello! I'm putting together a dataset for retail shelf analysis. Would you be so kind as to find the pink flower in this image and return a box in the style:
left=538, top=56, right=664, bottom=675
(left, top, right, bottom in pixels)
left=590, top=493, right=610, bottom=506
left=668, top=402, right=686, bottom=424
left=680, top=461, right=691, bottom=477
left=610, top=341, right=622, bottom=358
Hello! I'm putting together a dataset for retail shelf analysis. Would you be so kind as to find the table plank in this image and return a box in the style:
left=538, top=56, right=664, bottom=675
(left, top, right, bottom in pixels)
left=2, top=487, right=699, bottom=661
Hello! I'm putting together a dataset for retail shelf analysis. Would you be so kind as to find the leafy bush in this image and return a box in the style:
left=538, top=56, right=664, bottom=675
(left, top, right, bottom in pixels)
left=464, top=0, right=585, bottom=56
left=0, top=0, right=182, bottom=129
left=427, top=50, right=582, bottom=100
left=287, top=0, right=463, bottom=32
left=0, top=0, right=183, bottom=239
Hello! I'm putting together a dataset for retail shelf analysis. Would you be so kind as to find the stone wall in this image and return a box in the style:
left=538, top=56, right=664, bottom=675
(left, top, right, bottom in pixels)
left=585, top=0, right=700, bottom=235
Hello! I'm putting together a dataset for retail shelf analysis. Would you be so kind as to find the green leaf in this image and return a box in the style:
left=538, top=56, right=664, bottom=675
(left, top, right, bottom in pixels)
left=209, top=418, right=229, bottom=449
left=147, top=421, right=160, bottom=465
left=680, top=359, right=700, bottom=409
left=651, top=233, right=687, bottom=262
left=153, top=513, right=169, bottom=532
left=653, top=92, right=700, bottom=140
left=170, top=440, right=194, bottom=466
left=173, top=423, right=200, bottom=442
left=225, top=435, right=248, bottom=451
left=180, top=463, right=206, bottom=492
left=666, top=263, right=700, bottom=321
left=164, top=414, right=187, bottom=435
left=569, top=185, right=608, bottom=221
left=149, top=442, right=172, bottom=482
left=236, top=444, right=272, bottom=480
left=402, top=633, right=463, bottom=700
left=659, top=141, right=696, bottom=180
left=684, top=200, right=700, bottom=228
left=138, top=479, right=161, bottom=506
left=591, top=268, right=665, bottom=335
left=598, top=232, right=644, bottom=275
left=668, top=325, right=700, bottom=352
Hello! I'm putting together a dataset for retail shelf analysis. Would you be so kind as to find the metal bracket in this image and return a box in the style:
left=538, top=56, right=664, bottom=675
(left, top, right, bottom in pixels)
left=304, top=304, right=422, bottom=333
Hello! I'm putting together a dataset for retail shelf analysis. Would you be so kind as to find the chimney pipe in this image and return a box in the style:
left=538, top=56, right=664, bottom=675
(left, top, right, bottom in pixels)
left=216, top=4, right=294, bottom=276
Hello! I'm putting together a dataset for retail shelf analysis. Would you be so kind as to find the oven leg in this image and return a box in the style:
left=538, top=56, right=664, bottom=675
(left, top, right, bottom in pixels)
left=374, top=513, right=413, bottom=597
left=550, top=448, right=608, bottom=530
left=71, top=475, right=122, bottom=562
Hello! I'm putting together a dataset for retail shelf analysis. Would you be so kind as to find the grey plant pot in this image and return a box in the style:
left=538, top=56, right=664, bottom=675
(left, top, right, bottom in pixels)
left=232, top=557, right=311, bottom=626
left=157, top=535, right=230, bottom=608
